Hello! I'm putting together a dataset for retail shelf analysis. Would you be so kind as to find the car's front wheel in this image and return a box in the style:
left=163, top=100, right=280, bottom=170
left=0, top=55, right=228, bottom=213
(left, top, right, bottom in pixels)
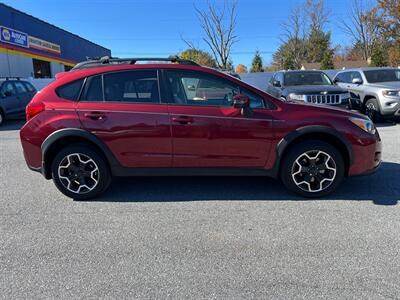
left=280, top=140, right=345, bottom=198
left=364, top=98, right=382, bottom=122
left=51, top=145, right=111, bottom=200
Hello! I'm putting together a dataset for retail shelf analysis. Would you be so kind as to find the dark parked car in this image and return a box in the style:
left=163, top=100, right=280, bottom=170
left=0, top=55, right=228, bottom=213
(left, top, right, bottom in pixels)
left=20, top=57, right=381, bottom=200
left=0, top=78, right=37, bottom=126
left=267, top=70, right=361, bottom=110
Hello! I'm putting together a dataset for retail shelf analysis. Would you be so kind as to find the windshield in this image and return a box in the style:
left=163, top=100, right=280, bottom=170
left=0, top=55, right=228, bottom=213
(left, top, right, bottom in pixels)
left=364, top=69, right=400, bottom=83
left=284, top=72, right=332, bottom=86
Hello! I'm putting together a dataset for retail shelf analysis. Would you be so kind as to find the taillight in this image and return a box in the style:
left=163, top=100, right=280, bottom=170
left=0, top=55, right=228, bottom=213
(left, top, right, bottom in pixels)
left=26, top=100, right=45, bottom=121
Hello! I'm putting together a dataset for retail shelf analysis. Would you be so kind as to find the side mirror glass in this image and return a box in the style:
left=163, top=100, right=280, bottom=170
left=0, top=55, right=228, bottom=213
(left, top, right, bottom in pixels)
left=187, top=84, right=196, bottom=91
left=233, top=94, right=253, bottom=118
left=352, top=78, right=363, bottom=85
left=233, top=94, right=250, bottom=108
left=273, top=80, right=281, bottom=87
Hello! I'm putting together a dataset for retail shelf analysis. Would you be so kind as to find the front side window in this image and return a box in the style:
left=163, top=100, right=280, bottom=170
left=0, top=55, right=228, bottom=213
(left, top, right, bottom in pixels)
left=103, top=70, right=159, bottom=103
left=1, top=82, right=16, bottom=97
left=14, top=82, right=27, bottom=94
left=23, top=82, right=36, bottom=93
left=350, top=71, right=363, bottom=82
left=165, top=70, right=239, bottom=107
left=284, top=72, right=332, bottom=86
left=335, top=72, right=351, bottom=83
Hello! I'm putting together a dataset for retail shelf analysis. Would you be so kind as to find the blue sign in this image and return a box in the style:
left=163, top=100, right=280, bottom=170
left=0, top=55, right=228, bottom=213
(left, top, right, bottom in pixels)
left=0, top=26, right=28, bottom=48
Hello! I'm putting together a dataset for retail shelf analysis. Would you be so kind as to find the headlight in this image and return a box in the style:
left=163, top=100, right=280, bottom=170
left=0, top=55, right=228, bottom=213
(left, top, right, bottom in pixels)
left=288, top=93, right=306, bottom=101
left=382, top=90, right=400, bottom=97
left=340, top=92, right=351, bottom=99
left=349, top=117, right=376, bottom=134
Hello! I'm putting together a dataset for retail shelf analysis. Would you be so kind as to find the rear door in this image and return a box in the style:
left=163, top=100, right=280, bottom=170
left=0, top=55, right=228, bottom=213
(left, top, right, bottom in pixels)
left=22, top=81, right=37, bottom=104
left=162, top=69, right=274, bottom=168
left=76, top=69, right=172, bottom=168
left=13, top=81, right=31, bottom=113
left=0, top=82, right=19, bottom=116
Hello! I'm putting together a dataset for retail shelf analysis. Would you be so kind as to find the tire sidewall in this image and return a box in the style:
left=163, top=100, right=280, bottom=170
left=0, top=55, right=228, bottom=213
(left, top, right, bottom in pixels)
left=280, top=140, right=345, bottom=198
left=0, top=110, right=4, bottom=127
left=364, top=98, right=381, bottom=122
left=51, top=145, right=111, bottom=200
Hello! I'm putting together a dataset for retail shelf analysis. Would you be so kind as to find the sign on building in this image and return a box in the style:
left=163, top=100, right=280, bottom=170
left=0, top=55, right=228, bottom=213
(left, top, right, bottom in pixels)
left=0, top=26, right=28, bottom=48
left=0, top=25, right=61, bottom=54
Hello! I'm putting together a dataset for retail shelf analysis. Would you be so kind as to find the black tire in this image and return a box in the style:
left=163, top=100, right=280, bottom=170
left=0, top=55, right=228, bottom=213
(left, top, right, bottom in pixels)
left=280, top=140, right=345, bottom=198
left=0, top=110, right=5, bottom=127
left=364, top=98, right=382, bottom=123
left=51, top=144, right=111, bottom=200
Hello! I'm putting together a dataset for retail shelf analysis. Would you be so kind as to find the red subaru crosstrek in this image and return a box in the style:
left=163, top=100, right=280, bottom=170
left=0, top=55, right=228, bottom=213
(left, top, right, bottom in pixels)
left=20, top=57, right=382, bottom=200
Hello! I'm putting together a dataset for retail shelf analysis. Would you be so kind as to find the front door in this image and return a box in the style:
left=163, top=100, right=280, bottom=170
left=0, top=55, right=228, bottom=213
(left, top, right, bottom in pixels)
left=163, top=69, right=274, bottom=168
left=76, top=69, right=172, bottom=168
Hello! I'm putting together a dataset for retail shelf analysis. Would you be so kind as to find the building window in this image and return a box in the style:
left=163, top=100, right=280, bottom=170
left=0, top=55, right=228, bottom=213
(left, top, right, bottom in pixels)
left=33, top=59, right=51, bottom=78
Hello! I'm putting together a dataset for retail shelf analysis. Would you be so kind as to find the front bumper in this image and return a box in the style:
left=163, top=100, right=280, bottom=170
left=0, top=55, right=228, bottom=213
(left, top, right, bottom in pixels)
left=348, top=131, right=382, bottom=176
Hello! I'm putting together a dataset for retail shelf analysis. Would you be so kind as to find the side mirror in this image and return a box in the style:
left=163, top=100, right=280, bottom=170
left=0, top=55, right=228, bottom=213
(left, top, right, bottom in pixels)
left=187, top=84, right=196, bottom=91
left=273, top=80, right=281, bottom=87
left=352, top=78, right=363, bottom=85
left=233, top=94, right=250, bottom=108
left=233, top=94, right=253, bottom=118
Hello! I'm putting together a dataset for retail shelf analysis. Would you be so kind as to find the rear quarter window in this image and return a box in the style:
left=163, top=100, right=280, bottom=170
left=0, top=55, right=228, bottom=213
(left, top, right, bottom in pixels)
left=56, top=79, right=84, bottom=100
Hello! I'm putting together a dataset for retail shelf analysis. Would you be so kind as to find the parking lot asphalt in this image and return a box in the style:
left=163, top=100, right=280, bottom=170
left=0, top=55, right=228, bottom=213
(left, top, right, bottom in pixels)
left=1, top=120, right=400, bottom=299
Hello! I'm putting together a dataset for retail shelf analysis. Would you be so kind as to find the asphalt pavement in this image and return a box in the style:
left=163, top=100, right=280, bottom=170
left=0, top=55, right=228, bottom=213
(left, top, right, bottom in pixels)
left=1, top=120, right=399, bottom=299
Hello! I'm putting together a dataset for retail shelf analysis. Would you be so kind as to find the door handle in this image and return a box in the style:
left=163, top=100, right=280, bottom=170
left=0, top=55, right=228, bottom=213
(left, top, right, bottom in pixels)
left=84, top=111, right=106, bottom=120
left=172, top=116, right=194, bottom=125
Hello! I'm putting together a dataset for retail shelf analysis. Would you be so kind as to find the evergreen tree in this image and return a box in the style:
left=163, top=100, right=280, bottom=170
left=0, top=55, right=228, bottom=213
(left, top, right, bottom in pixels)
left=320, top=51, right=335, bottom=69
left=250, top=51, right=264, bottom=72
left=370, top=45, right=388, bottom=67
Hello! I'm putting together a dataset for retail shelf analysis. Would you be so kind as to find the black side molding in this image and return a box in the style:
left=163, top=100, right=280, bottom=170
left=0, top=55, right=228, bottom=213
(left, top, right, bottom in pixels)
left=41, top=128, right=121, bottom=178
left=273, top=125, right=354, bottom=176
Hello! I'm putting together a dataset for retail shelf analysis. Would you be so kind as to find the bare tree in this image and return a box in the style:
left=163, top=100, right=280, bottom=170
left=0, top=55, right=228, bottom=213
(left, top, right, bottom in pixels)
left=279, top=5, right=307, bottom=68
left=340, top=0, right=379, bottom=60
left=189, top=1, right=238, bottom=70
left=305, top=0, right=330, bottom=32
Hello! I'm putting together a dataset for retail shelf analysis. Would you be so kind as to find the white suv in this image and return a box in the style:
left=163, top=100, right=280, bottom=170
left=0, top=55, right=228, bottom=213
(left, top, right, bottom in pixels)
left=333, top=68, right=400, bottom=122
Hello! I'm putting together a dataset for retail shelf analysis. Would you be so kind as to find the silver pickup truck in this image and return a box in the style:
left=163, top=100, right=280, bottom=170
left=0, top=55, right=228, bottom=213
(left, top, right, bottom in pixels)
left=333, top=67, right=400, bottom=122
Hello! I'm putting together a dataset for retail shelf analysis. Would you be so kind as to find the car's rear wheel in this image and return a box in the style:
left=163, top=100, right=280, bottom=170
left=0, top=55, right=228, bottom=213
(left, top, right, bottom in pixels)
left=51, top=145, right=111, bottom=200
left=364, top=98, right=382, bottom=123
left=280, top=140, right=345, bottom=198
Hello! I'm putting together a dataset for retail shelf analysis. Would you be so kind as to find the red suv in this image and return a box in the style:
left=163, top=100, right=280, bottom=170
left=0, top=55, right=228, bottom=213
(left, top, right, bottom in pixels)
left=20, top=57, right=382, bottom=200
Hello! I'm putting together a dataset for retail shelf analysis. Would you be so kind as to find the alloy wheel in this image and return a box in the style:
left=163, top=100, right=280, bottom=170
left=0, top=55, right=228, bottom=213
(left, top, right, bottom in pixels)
left=57, top=153, right=100, bottom=194
left=365, top=102, right=377, bottom=120
left=291, top=150, right=337, bottom=193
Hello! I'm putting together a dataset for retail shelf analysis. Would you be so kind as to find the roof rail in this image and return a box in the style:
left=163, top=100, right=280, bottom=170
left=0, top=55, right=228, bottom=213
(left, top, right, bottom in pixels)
left=0, top=76, right=21, bottom=80
left=71, top=55, right=199, bottom=70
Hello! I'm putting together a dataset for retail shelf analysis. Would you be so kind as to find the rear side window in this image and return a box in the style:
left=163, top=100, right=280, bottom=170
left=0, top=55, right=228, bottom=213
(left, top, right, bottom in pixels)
left=14, top=82, right=27, bottom=94
left=103, top=70, right=159, bottom=103
left=56, top=79, right=84, bottom=100
left=81, top=76, right=103, bottom=102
